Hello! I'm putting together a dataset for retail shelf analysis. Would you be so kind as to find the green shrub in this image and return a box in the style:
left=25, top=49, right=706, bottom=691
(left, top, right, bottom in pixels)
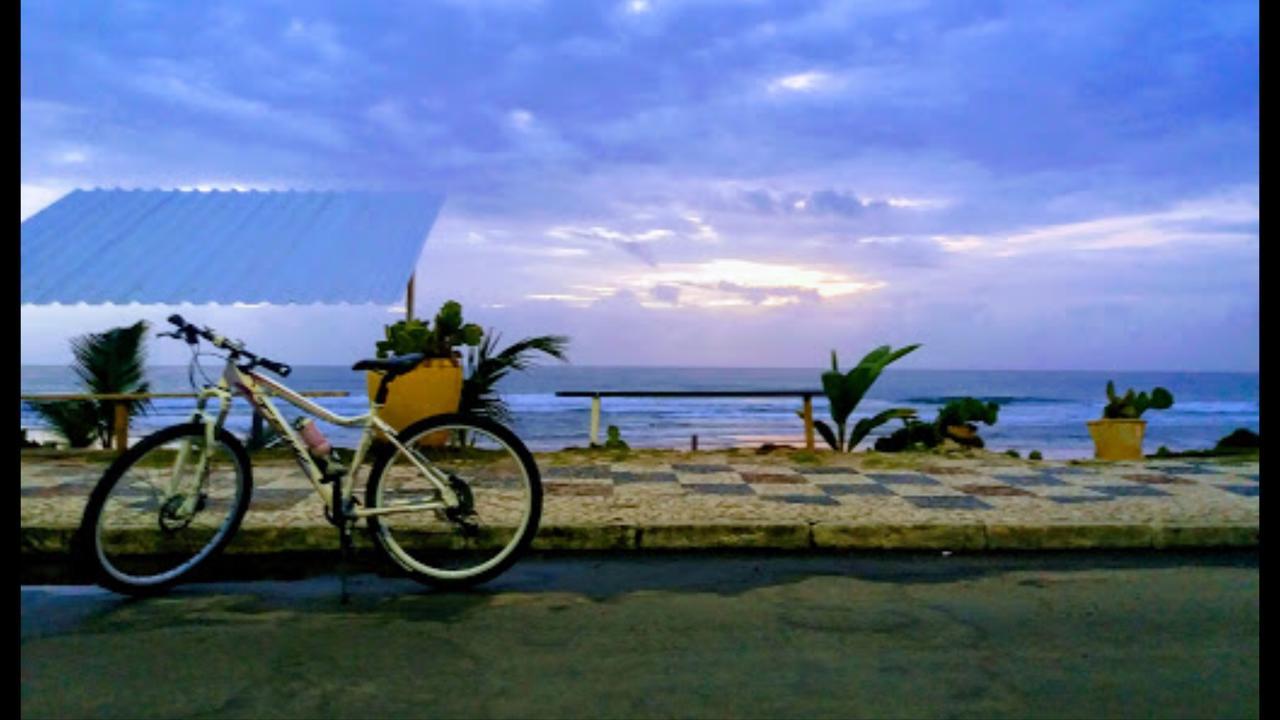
left=603, top=425, right=630, bottom=451
left=873, top=419, right=940, bottom=452
left=875, top=396, right=1001, bottom=453
left=1215, top=428, right=1259, bottom=451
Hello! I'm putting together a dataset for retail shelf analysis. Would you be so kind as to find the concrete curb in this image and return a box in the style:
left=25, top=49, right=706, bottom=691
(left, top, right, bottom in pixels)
left=22, top=521, right=1259, bottom=555
left=19, top=521, right=1259, bottom=584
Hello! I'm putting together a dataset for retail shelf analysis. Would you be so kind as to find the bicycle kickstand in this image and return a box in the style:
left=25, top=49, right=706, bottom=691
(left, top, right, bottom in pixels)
left=330, top=475, right=356, bottom=605
left=338, top=521, right=353, bottom=605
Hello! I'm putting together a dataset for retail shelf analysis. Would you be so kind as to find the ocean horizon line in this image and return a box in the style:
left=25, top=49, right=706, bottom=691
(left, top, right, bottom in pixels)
left=19, top=363, right=1261, bottom=375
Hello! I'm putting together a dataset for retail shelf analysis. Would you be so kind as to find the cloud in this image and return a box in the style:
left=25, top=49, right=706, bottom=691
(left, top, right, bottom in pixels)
left=682, top=215, right=719, bottom=242
left=53, top=149, right=88, bottom=165
left=130, top=60, right=347, bottom=148
left=807, top=190, right=887, bottom=216
left=722, top=187, right=902, bottom=218
left=767, top=71, right=834, bottom=94
left=367, top=100, right=415, bottom=137
left=991, top=187, right=1258, bottom=255
left=649, top=283, right=680, bottom=303
left=545, top=224, right=677, bottom=265
left=18, top=0, right=1258, bottom=369
left=509, top=109, right=535, bottom=131
left=626, top=258, right=884, bottom=308
left=283, top=18, right=347, bottom=63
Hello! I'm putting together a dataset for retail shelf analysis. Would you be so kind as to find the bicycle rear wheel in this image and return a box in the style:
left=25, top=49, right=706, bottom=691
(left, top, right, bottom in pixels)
left=76, top=423, right=252, bottom=596
left=365, top=413, right=541, bottom=589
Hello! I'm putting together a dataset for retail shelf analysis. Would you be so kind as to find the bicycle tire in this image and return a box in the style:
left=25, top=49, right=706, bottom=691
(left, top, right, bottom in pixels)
left=365, top=413, right=542, bottom=589
left=75, top=423, right=253, bottom=596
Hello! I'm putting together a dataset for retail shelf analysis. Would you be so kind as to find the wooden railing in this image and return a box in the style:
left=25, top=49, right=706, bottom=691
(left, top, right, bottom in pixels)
left=554, top=390, right=824, bottom=450
left=20, top=391, right=350, bottom=452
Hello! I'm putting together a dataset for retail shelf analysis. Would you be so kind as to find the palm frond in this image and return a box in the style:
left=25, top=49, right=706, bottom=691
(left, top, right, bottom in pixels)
left=460, top=330, right=570, bottom=424
left=69, top=320, right=153, bottom=419
left=35, top=321, right=155, bottom=449
left=29, top=400, right=100, bottom=448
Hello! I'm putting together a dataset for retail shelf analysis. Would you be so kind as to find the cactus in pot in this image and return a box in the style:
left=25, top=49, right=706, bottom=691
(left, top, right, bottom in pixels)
left=1088, top=381, right=1175, bottom=460
left=1103, top=381, right=1174, bottom=419
left=376, top=300, right=483, bottom=359
left=368, top=300, right=484, bottom=436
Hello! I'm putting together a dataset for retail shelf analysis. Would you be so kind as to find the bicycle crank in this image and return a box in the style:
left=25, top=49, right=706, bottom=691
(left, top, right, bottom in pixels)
left=158, top=493, right=207, bottom=533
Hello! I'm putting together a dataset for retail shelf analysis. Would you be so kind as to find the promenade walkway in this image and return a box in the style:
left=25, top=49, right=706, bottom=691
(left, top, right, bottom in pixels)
left=21, top=449, right=1258, bottom=564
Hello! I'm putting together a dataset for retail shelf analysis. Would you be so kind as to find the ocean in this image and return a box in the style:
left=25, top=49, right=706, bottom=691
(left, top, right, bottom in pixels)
left=20, top=365, right=1259, bottom=460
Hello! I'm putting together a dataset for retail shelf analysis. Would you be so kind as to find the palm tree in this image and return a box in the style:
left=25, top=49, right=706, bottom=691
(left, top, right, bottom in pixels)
left=459, top=331, right=570, bottom=425
left=30, top=321, right=152, bottom=448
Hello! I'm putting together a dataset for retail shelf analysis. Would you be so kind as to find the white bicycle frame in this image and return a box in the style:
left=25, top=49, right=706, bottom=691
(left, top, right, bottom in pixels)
left=171, top=355, right=461, bottom=519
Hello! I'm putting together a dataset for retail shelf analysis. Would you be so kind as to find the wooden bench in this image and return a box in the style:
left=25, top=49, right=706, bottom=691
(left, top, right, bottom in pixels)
left=554, top=390, right=823, bottom=450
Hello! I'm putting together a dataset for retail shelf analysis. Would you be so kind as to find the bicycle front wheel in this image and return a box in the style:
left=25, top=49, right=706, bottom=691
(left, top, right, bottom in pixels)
left=77, top=423, right=252, bottom=596
left=365, top=413, right=541, bottom=589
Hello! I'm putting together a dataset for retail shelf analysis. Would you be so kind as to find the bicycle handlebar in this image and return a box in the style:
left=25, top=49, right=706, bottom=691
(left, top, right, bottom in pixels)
left=164, top=314, right=292, bottom=378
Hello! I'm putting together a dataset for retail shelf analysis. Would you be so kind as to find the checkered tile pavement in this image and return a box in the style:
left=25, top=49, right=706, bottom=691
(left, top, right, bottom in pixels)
left=540, top=461, right=1261, bottom=510
left=19, top=457, right=1259, bottom=527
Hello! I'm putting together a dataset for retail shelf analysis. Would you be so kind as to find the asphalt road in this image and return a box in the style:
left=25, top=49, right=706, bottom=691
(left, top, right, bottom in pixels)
left=21, top=552, right=1258, bottom=719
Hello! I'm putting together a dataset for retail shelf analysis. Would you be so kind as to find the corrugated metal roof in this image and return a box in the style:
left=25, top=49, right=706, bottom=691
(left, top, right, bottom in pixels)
left=20, top=189, right=445, bottom=305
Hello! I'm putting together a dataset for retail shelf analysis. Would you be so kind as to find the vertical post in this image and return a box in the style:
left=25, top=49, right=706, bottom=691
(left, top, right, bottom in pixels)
left=113, top=401, right=129, bottom=453
left=802, top=394, right=815, bottom=451
left=406, top=273, right=416, bottom=321
left=251, top=410, right=265, bottom=448
left=589, top=395, right=602, bottom=446
left=691, top=434, right=699, bottom=452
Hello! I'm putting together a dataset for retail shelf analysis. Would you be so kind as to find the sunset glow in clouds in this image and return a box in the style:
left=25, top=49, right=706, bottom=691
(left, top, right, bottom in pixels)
left=21, top=1, right=1258, bottom=370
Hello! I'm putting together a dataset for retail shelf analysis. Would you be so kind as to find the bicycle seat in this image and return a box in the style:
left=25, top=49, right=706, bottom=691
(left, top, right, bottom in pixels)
left=352, top=353, right=425, bottom=375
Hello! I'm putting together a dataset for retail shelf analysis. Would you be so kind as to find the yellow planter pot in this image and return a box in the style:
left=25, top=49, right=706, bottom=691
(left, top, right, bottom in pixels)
left=1087, top=419, right=1146, bottom=461
left=366, top=358, right=463, bottom=442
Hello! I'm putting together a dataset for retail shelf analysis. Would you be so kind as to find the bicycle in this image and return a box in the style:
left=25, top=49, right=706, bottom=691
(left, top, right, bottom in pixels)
left=75, top=315, right=543, bottom=597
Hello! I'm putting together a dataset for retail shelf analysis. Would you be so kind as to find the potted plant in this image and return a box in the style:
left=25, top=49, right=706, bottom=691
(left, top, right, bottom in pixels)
left=1086, top=381, right=1174, bottom=460
left=367, top=300, right=483, bottom=435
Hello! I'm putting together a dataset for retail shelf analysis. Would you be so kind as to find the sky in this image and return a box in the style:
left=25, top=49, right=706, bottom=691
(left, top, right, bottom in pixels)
left=20, top=0, right=1258, bottom=371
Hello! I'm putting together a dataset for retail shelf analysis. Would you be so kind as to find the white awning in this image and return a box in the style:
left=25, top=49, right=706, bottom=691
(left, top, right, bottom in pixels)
left=21, top=189, right=445, bottom=305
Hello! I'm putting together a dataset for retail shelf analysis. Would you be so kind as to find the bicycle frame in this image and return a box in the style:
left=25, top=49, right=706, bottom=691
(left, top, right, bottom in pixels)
left=176, top=356, right=461, bottom=520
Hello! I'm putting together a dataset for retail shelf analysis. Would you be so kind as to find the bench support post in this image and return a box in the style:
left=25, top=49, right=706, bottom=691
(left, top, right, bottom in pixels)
left=589, top=396, right=602, bottom=446
left=802, top=395, right=815, bottom=451
left=113, top=402, right=129, bottom=453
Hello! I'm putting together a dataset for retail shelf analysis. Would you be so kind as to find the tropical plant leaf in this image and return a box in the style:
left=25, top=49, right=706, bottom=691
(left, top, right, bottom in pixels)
left=820, top=368, right=856, bottom=426
left=812, top=419, right=840, bottom=451
left=881, top=343, right=921, bottom=367
left=847, top=408, right=918, bottom=451
left=821, top=344, right=920, bottom=435
left=29, top=400, right=99, bottom=448
left=857, top=345, right=892, bottom=366
left=460, top=331, right=570, bottom=425
left=61, top=321, right=153, bottom=448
